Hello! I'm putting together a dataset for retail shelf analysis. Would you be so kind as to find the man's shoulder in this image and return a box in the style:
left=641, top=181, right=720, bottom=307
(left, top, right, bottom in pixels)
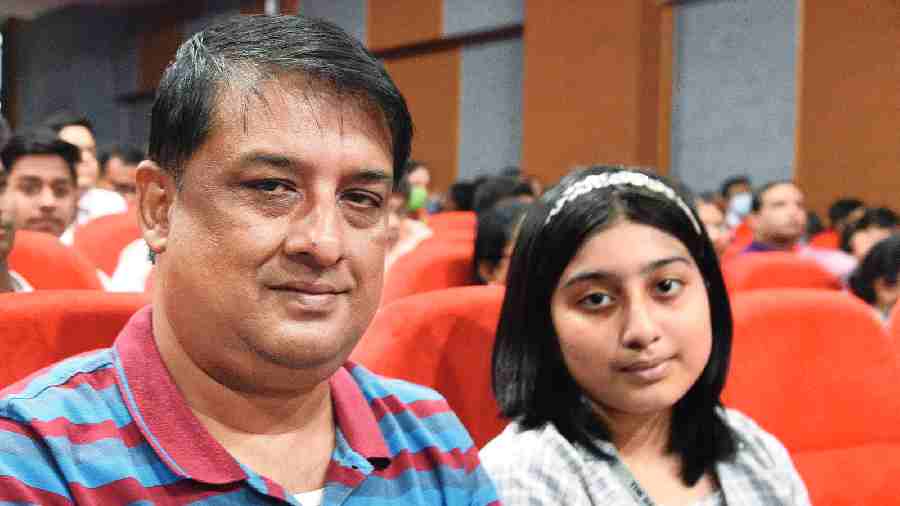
left=344, top=362, right=478, bottom=454
left=0, top=348, right=124, bottom=424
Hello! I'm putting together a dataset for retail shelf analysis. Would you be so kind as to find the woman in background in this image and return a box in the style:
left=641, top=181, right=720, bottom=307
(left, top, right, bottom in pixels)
left=848, top=234, right=900, bottom=322
left=481, top=166, right=809, bottom=505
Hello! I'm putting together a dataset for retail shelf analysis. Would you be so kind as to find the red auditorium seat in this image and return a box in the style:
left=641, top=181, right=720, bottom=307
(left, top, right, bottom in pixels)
left=426, top=211, right=476, bottom=232
left=73, top=210, right=143, bottom=276
left=0, top=290, right=148, bottom=387
left=721, top=251, right=841, bottom=292
left=7, top=230, right=103, bottom=290
left=810, top=229, right=840, bottom=250
left=381, top=238, right=474, bottom=306
left=352, top=285, right=506, bottom=448
left=724, top=289, right=900, bottom=505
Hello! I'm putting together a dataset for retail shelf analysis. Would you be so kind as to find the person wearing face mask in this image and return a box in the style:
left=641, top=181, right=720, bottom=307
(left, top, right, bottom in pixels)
left=719, top=176, right=752, bottom=229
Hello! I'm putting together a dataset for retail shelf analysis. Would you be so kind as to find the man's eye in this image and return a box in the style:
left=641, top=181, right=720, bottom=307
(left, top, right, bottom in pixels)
left=343, top=191, right=382, bottom=209
left=247, top=180, right=294, bottom=193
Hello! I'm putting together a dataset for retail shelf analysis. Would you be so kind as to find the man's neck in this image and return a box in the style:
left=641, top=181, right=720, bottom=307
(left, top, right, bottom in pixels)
left=152, top=312, right=337, bottom=492
left=753, top=236, right=797, bottom=251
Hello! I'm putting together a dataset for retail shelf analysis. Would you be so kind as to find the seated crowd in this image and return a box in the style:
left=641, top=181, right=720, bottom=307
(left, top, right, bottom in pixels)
left=0, top=13, right=898, bottom=506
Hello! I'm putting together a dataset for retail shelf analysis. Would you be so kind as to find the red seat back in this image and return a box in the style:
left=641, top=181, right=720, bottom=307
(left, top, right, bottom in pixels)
left=73, top=210, right=142, bottom=276
left=793, top=444, right=900, bottom=506
left=810, top=229, right=840, bottom=250
left=381, top=239, right=474, bottom=306
left=722, top=252, right=841, bottom=292
left=426, top=211, right=476, bottom=232
left=0, top=290, right=148, bottom=387
left=353, top=285, right=506, bottom=447
left=723, top=289, right=900, bottom=452
left=8, top=231, right=102, bottom=290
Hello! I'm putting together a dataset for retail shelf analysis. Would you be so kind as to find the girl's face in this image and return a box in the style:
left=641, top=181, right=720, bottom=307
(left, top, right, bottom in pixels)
left=550, top=220, right=713, bottom=421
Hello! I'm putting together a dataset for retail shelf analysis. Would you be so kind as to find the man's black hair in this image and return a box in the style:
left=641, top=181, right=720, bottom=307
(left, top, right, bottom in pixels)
left=472, top=175, right=534, bottom=213
left=41, top=110, right=94, bottom=134
left=99, top=145, right=145, bottom=177
left=719, top=175, right=750, bottom=200
left=828, top=198, right=865, bottom=228
left=149, top=15, right=413, bottom=186
left=1, top=128, right=80, bottom=182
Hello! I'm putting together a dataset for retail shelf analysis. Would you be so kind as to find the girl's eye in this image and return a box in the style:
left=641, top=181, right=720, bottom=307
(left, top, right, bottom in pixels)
left=655, top=278, right=684, bottom=297
left=579, top=292, right=614, bottom=310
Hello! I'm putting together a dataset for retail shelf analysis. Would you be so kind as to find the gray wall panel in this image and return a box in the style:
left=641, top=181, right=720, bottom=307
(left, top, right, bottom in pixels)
left=443, top=0, right=523, bottom=37
left=670, top=0, right=796, bottom=193
left=301, top=0, right=366, bottom=45
left=457, top=38, right=523, bottom=180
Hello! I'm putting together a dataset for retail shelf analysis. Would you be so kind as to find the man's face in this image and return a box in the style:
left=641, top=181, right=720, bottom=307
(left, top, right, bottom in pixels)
left=753, top=183, right=807, bottom=245
left=7, top=154, right=77, bottom=237
left=58, top=124, right=99, bottom=196
left=154, top=82, right=394, bottom=382
left=0, top=172, right=16, bottom=261
left=105, top=156, right=138, bottom=204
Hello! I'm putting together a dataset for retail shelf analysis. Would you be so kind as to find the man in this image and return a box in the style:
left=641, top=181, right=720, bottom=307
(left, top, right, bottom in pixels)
left=43, top=111, right=126, bottom=226
left=100, top=144, right=144, bottom=205
left=720, top=174, right=752, bottom=228
left=0, top=15, right=498, bottom=505
left=696, top=193, right=731, bottom=257
left=0, top=119, right=33, bottom=293
left=0, top=128, right=80, bottom=239
left=744, top=180, right=807, bottom=253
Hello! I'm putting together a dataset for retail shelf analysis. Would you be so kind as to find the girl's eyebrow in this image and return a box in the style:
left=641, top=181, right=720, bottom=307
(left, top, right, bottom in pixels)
left=561, top=256, right=691, bottom=289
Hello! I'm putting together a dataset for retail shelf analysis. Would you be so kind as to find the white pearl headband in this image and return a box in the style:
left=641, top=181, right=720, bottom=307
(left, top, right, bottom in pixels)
left=544, top=171, right=702, bottom=234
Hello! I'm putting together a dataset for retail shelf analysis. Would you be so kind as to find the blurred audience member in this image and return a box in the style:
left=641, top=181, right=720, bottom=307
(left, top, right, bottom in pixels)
left=744, top=181, right=806, bottom=253
left=473, top=201, right=529, bottom=285
left=441, top=180, right=477, bottom=212
left=472, top=175, right=535, bottom=213
left=43, top=110, right=126, bottom=225
left=385, top=177, right=432, bottom=270
left=0, top=129, right=79, bottom=240
left=696, top=193, right=731, bottom=257
left=841, top=207, right=899, bottom=260
left=848, top=234, right=900, bottom=322
left=108, top=237, right=152, bottom=292
left=720, top=175, right=752, bottom=228
left=0, top=120, right=33, bottom=293
left=405, top=160, right=431, bottom=217
left=805, top=210, right=825, bottom=238
left=829, top=198, right=866, bottom=233
left=100, top=144, right=144, bottom=205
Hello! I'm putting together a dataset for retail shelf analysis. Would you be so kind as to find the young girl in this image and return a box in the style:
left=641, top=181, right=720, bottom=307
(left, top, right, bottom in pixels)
left=480, top=166, right=810, bottom=505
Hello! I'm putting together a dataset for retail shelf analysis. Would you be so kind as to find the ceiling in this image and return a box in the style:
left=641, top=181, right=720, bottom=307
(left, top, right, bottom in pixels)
left=1, top=0, right=161, bottom=20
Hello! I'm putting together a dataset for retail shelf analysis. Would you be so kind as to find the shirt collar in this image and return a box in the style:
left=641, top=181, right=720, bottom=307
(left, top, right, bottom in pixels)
left=113, top=306, right=391, bottom=485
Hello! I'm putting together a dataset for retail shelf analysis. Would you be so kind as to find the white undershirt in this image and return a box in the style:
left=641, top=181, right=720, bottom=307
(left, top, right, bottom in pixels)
left=292, top=488, right=324, bottom=506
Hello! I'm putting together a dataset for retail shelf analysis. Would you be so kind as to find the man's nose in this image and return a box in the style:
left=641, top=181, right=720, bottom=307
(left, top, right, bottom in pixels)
left=38, top=187, right=58, bottom=210
left=621, top=294, right=662, bottom=350
left=283, top=197, right=343, bottom=267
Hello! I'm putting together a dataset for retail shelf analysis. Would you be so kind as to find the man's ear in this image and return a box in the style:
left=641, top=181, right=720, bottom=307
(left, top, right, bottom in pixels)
left=136, top=160, right=176, bottom=256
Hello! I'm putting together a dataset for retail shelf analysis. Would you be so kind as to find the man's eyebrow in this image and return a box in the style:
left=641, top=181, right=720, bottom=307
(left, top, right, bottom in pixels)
left=348, top=168, right=392, bottom=185
left=235, top=152, right=392, bottom=184
left=561, top=256, right=692, bottom=289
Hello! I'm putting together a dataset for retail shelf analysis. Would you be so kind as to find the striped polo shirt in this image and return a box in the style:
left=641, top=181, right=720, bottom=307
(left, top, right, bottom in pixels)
left=0, top=307, right=500, bottom=505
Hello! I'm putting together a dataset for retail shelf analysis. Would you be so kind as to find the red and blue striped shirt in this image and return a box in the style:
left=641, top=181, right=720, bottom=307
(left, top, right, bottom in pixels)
left=0, top=307, right=500, bottom=505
